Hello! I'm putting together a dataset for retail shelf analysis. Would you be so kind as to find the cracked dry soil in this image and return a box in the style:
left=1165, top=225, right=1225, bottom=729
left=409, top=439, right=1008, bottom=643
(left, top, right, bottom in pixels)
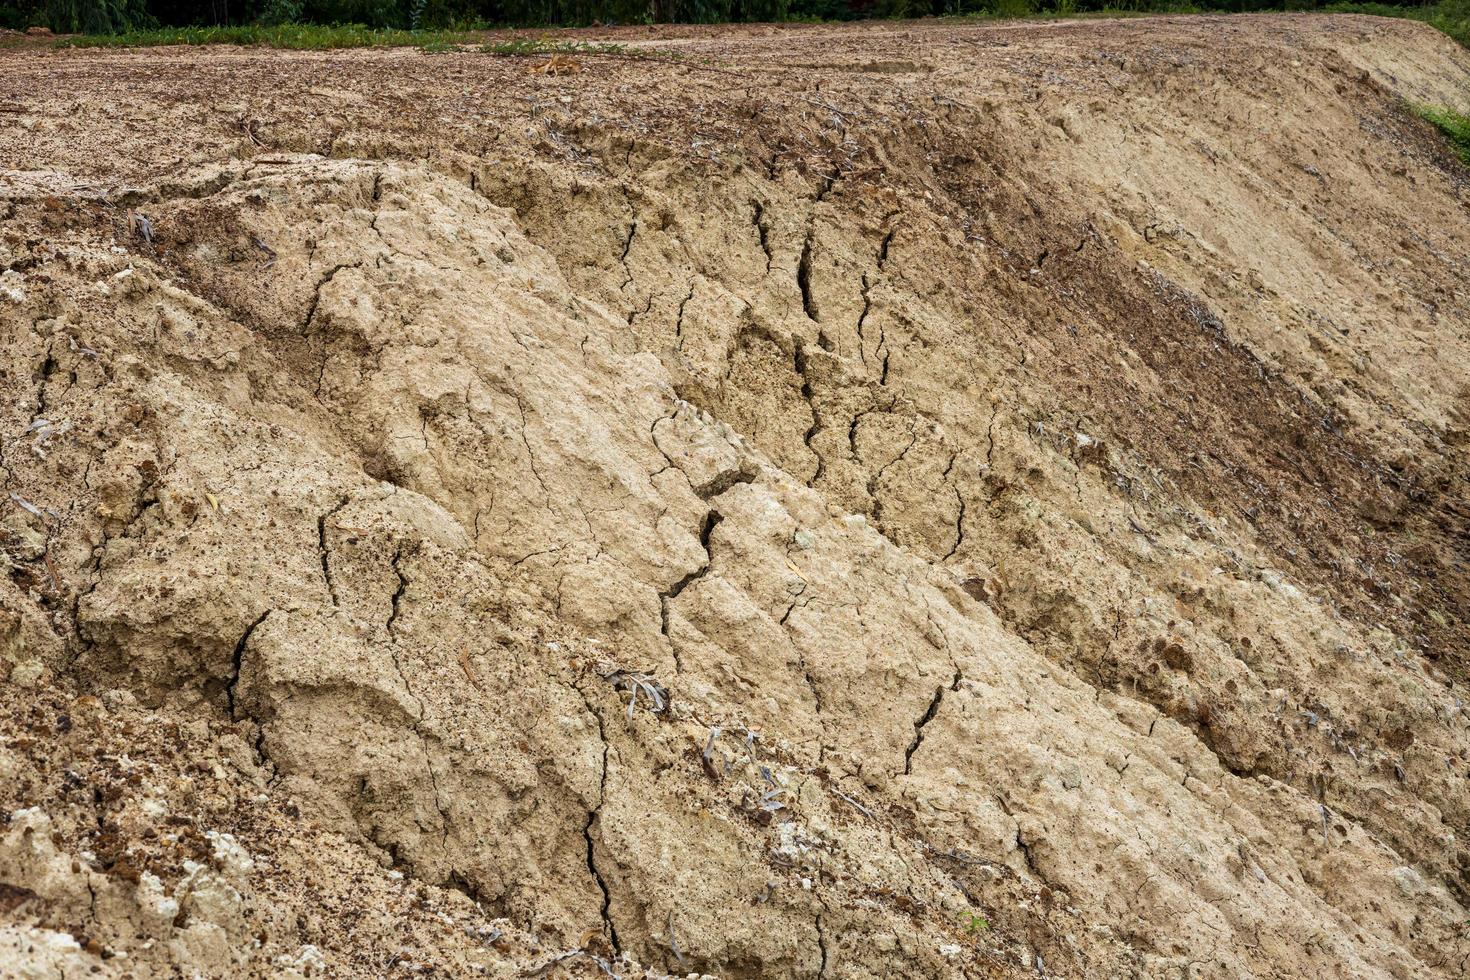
left=2, top=12, right=1470, bottom=978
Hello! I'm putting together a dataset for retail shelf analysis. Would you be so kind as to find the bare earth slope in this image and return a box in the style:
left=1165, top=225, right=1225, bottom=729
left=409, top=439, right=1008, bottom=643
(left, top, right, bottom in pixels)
left=1, top=13, right=1469, bottom=978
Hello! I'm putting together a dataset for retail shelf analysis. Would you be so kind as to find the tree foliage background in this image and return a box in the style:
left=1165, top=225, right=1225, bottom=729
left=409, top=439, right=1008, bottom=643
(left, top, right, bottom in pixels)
left=0, top=0, right=1463, bottom=36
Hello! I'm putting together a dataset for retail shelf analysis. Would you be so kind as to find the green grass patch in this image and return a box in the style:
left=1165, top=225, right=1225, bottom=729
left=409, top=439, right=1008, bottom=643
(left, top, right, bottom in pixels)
left=1415, top=103, right=1470, bottom=163
left=54, top=23, right=478, bottom=50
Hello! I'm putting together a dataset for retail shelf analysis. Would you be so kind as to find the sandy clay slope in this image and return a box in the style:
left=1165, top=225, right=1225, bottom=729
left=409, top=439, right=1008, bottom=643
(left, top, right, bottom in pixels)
left=1, top=12, right=1469, bottom=978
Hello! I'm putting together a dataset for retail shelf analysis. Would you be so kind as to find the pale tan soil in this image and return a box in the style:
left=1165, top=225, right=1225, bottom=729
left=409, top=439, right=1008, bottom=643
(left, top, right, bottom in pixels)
left=1, top=12, right=1469, bottom=978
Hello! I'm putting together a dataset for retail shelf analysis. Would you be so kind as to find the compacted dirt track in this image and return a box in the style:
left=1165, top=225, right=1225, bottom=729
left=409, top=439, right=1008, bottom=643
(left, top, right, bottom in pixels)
left=2, top=13, right=1469, bottom=978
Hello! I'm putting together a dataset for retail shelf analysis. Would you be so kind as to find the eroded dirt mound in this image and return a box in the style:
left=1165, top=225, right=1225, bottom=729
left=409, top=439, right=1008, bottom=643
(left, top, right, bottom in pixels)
left=1, top=13, right=1469, bottom=978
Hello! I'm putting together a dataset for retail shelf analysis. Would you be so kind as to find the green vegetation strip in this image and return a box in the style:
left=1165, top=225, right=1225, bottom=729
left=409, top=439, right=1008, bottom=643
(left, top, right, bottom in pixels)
left=50, top=25, right=692, bottom=58
left=1415, top=103, right=1470, bottom=164
left=53, top=23, right=475, bottom=48
left=41, top=1, right=1470, bottom=53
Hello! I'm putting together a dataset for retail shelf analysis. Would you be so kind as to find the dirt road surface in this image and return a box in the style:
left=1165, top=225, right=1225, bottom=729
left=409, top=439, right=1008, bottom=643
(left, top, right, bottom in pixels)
left=2, top=13, right=1469, bottom=978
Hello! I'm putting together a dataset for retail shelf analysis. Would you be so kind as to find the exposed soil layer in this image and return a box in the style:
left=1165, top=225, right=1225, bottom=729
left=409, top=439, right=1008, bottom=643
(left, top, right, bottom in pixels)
left=2, top=13, right=1469, bottom=978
